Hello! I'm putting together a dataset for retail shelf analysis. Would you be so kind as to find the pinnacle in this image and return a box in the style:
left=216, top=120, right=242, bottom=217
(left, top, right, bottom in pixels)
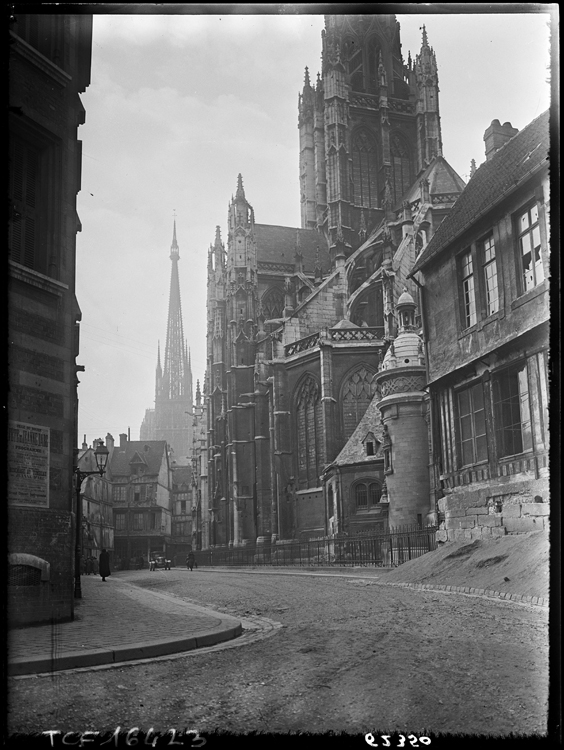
left=236, top=173, right=245, bottom=201
left=421, top=24, right=429, bottom=48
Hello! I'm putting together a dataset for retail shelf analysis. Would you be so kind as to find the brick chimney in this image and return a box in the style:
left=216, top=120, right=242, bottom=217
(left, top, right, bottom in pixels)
left=106, top=433, right=115, bottom=451
left=484, top=119, right=519, bottom=161
left=119, top=433, right=128, bottom=449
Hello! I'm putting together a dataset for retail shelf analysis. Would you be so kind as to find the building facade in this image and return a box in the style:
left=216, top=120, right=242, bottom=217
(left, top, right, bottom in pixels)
left=200, top=15, right=466, bottom=550
left=109, top=434, right=173, bottom=567
left=409, top=110, right=551, bottom=542
left=8, top=13, right=93, bottom=625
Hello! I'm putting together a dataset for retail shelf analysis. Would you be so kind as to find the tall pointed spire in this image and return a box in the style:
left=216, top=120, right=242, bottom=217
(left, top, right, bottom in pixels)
left=162, top=219, right=188, bottom=401
left=146, top=217, right=193, bottom=464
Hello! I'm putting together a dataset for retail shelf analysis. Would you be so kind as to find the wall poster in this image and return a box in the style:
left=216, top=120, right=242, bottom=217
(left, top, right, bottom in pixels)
left=8, top=421, right=50, bottom=507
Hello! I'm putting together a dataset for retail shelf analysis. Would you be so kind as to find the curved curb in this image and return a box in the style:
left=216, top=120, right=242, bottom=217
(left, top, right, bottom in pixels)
left=189, top=566, right=548, bottom=608
left=369, top=580, right=548, bottom=608
left=7, top=623, right=242, bottom=677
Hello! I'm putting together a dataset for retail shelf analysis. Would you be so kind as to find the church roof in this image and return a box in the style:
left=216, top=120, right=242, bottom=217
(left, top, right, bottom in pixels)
left=331, top=397, right=385, bottom=467
left=255, top=224, right=330, bottom=275
left=397, top=154, right=466, bottom=209
left=110, top=440, right=168, bottom=477
left=410, top=109, right=550, bottom=275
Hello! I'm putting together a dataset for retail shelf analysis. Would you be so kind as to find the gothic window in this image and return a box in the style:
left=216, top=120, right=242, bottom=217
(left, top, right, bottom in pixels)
left=352, top=130, right=379, bottom=209
left=343, top=37, right=364, bottom=91
left=295, top=375, right=323, bottom=489
left=261, top=286, right=284, bottom=320
left=390, top=133, right=412, bottom=204
left=350, top=283, right=384, bottom=328
left=341, top=366, right=379, bottom=441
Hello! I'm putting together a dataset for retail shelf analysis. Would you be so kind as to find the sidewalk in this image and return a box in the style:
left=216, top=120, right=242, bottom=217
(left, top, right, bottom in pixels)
left=8, top=572, right=242, bottom=677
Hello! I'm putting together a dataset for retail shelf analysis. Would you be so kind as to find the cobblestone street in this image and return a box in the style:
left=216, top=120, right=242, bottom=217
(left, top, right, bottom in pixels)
left=8, top=568, right=548, bottom=738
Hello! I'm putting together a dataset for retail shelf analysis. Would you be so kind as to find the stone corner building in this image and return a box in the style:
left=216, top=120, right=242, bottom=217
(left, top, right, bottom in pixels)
left=199, top=15, right=469, bottom=550
left=8, top=13, right=93, bottom=625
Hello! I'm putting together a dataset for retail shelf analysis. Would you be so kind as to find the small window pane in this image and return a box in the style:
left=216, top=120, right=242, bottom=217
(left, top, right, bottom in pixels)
left=356, top=484, right=368, bottom=507
left=520, top=232, right=532, bottom=256
left=369, top=483, right=381, bottom=504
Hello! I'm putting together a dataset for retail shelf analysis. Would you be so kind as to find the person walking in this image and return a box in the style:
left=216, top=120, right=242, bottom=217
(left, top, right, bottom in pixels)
left=99, top=548, right=111, bottom=582
left=186, top=551, right=195, bottom=571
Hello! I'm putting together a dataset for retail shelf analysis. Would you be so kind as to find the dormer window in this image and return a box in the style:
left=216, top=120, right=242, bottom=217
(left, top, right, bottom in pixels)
left=362, top=432, right=379, bottom=456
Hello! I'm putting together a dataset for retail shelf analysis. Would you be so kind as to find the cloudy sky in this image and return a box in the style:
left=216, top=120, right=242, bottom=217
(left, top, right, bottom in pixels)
left=75, top=6, right=554, bottom=448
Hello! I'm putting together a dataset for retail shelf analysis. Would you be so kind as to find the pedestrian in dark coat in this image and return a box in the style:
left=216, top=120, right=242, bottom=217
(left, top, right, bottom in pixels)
left=186, top=552, right=195, bottom=571
left=99, top=549, right=111, bottom=581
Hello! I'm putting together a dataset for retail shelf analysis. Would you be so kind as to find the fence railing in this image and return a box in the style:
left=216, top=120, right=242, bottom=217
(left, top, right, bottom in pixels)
left=193, top=525, right=437, bottom=569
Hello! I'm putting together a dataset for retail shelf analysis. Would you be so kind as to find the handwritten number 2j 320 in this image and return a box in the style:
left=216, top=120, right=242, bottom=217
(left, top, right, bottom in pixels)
left=365, top=735, right=431, bottom=747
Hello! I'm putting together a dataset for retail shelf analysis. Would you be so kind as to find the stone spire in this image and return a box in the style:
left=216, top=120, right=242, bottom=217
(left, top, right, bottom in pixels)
left=162, top=220, right=188, bottom=400
left=150, top=219, right=193, bottom=464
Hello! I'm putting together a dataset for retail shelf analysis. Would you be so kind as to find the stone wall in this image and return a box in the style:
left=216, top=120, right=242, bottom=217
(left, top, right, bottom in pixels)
left=436, top=475, right=550, bottom=542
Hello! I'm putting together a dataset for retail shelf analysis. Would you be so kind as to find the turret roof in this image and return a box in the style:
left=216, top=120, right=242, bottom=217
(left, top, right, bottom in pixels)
left=396, top=155, right=466, bottom=210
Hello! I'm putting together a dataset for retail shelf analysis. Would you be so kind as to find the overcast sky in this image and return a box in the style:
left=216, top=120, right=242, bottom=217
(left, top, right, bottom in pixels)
left=75, top=6, right=554, bottom=448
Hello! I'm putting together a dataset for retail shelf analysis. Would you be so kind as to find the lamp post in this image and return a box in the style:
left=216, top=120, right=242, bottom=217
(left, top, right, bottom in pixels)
left=74, top=441, right=109, bottom=599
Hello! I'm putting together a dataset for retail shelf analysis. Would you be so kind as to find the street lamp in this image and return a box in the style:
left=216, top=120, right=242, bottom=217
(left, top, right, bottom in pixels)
left=74, top=440, right=109, bottom=599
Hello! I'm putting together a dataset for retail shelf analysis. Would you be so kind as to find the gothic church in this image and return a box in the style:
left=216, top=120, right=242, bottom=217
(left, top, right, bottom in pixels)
left=196, top=14, right=466, bottom=549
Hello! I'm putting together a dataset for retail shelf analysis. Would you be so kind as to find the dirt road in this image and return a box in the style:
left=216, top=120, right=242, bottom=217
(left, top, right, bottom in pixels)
left=8, top=569, right=548, bottom=737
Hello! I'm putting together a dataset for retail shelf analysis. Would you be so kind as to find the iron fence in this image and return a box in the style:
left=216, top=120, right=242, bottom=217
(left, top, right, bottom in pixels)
left=193, top=525, right=437, bottom=569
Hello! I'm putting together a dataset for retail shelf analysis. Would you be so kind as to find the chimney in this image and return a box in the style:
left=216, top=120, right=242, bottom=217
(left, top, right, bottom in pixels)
left=106, top=433, right=115, bottom=451
left=119, top=433, right=128, bottom=449
left=484, top=119, right=519, bottom=161
left=82, top=434, right=88, bottom=450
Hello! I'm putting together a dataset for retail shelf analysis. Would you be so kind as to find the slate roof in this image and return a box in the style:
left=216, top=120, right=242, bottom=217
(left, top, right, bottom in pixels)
left=110, top=440, right=168, bottom=477
left=410, top=109, right=550, bottom=275
left=331, top=396, right=385, bottom=467
left=397, top=154, right=466, bottom=208
left=255, top=224, right=330, bottom=275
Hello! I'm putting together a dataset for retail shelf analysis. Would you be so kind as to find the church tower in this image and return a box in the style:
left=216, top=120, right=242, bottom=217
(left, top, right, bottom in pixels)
left=299, top=15, right=443, bottom=258
left=144, top=220, right=193, bottom=465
